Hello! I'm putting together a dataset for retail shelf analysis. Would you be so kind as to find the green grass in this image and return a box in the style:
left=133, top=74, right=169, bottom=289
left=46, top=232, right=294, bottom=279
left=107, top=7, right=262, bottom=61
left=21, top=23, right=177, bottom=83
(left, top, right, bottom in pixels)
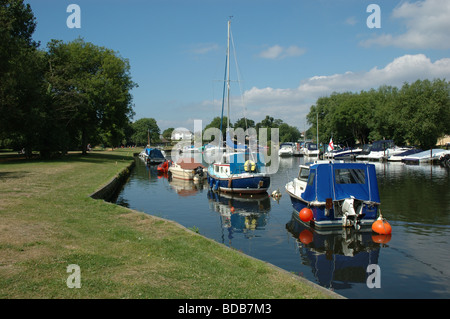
left=0, top=149, right=338, bottom=299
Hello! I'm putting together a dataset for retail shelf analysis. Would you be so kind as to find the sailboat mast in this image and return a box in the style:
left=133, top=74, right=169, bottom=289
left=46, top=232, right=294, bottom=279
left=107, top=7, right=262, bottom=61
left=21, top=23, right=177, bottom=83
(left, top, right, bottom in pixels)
left=226, top=19, right=231, bottom=131
left=317, top=111, right=319, bottom=160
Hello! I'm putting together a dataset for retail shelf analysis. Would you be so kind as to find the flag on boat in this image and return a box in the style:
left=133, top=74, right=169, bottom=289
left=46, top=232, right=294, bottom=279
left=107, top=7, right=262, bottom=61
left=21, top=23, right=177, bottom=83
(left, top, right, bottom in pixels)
left=327, top=138, right=334, bottom=152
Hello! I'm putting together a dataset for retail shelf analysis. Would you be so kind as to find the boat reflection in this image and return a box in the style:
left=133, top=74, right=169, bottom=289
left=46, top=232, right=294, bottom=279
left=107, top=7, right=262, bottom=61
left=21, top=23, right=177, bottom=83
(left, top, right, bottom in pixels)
left=168, top=176, right=206, bottom=197
left=286, top=212, right=389, bottom=290
left=207, top=191, right=271, bottom=240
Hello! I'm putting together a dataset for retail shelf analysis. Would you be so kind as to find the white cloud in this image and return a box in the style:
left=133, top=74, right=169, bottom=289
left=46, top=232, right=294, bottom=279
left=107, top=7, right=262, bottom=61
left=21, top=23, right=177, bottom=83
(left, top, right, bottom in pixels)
left=258, top=45, right=306, bottom=59
left=345, top=16, right=358, bottom=26
left=190, top=43, right=219, bottom=54
left=360, top=0, right=450, bottom=49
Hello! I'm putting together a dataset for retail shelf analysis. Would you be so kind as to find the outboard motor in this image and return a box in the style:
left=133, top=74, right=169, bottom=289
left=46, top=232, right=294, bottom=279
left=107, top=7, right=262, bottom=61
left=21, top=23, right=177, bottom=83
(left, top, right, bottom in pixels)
left=194, top=166, right=204, bottom=178
left=342, top=196, right=363, bottom=230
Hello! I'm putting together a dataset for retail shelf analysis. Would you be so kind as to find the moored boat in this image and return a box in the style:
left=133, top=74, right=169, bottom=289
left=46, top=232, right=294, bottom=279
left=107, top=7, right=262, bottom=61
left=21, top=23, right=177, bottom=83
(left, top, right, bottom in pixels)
left=329, top=146, right=362, bottom=160
left=402, top=148, right=450, bottom=164
left=278, top=143, right=294, bottom=157
left=207, top=151, right=270, bottom=194
left=363, top=140, right=409, bottom=161
left=169, top=158, right=206, bottom=181
left=387, top=148, right=422, bottom=162
left=355, top=144, right=372, bottom=160
left=140, top=147, right=166, bottom=165
left=285, top=160, right=381, bottom=230
left=206, top=19, right=271, bottom=195
left=304, top=142, right=320, bottom=157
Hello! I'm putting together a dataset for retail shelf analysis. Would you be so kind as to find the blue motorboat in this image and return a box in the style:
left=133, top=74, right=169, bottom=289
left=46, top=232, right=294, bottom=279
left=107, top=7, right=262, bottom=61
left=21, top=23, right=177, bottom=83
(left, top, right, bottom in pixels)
left=285, top=160, right=381, bottom=230
left=207, top=151, right=270, bottom=194
left=139, top=147, right=166, bottom=165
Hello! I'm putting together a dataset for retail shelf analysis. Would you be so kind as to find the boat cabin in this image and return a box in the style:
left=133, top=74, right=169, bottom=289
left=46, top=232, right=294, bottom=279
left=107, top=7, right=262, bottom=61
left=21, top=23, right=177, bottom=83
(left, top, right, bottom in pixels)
left=212, top=152, right=267, bottom=176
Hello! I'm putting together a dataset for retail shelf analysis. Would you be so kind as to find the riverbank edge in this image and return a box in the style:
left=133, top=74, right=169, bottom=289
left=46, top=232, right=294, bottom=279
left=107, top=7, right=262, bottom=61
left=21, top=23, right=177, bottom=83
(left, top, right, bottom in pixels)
left=89, top=156, right=345, bottom=299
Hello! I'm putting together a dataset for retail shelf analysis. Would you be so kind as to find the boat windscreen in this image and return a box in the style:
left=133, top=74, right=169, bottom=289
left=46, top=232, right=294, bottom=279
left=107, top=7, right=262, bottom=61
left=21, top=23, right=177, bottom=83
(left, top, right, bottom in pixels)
left=298, top=167, right=310, bottom=181
left=334, top=168, right=365, bottom=184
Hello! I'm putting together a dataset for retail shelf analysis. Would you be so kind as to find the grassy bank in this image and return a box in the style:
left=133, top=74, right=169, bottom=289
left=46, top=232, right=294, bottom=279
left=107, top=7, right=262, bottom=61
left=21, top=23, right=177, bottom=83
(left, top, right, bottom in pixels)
left=0, top=149, right=338, bottom=299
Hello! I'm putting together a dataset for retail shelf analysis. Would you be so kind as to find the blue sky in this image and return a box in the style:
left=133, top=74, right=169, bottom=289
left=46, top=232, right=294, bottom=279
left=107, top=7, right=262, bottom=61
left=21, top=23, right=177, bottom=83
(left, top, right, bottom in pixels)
left=26, top=0, right=450, bottom=132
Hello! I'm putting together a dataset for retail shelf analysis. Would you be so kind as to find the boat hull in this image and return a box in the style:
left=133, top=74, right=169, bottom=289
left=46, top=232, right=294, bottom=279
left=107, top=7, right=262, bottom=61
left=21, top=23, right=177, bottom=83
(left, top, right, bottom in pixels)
left=286, top=188, right=378, bottom=229
left=148, top=158, right=165, bottom=165
left=169, top=166, right=206, bottom=180
left=278, top=151, right=293, bottom=157
left=207, top=173, right=270, bottom=194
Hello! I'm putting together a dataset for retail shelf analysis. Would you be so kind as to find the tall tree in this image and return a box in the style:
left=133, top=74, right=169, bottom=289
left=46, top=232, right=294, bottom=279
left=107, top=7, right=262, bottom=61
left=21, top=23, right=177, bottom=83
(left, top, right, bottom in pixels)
left=234, top=117, right=255, bottom=130
left=162, top=127, right=175, bottom=140
left=45, top=38, right=137, bottom=153
left=278, top=123, right=301, bottom=143
left=395, top=79, right=450, bottom=149
left=202, top=116, right=231, bottom=142
left=256, top=115, right=283, bottom=142
left=131, top=118, right=160, bottom=146
left=0, top=0, right=43, bottom=157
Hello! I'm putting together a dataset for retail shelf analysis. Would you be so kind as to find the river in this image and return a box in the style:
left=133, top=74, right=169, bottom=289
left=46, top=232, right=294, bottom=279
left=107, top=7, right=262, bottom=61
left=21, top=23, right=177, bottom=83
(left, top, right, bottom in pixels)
left=114, top=154, right=450, bottom=299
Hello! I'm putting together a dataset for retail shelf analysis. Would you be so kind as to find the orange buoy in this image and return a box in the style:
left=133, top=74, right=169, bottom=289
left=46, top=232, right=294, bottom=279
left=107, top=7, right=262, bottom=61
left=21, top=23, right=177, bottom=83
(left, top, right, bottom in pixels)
left=372, top=234, right=392, bottom=244
left=230, top=207, right=235, bottom=213
left=372, top=217, right=392, bottom=235
left=299, top=229, right=314, bottom=245
left=299, top=208, right=313, bottom=223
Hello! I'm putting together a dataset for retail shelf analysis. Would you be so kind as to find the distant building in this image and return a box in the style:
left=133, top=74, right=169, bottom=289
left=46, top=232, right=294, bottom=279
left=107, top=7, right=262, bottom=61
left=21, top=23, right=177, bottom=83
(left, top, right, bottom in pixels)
left=172, top=129, right=193, bottom=141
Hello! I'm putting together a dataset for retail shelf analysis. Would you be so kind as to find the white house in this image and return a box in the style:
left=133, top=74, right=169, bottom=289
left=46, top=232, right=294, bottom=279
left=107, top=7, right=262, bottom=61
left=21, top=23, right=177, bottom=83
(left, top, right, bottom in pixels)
left=172, top=128, right=193, bottom=141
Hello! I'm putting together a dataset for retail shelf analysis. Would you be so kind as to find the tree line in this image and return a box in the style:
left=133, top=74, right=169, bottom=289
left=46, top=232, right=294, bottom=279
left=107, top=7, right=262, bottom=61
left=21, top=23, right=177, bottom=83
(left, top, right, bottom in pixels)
left=133, top=116, right=302, bottom=147
left=200, top=115, right=302, bottom=144
left=306, top=79, right=450, bottom=150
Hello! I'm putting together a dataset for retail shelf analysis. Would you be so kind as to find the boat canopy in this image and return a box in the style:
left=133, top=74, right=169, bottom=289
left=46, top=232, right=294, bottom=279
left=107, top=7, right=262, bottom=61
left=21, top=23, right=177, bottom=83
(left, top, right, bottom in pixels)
left=371, top=140, right=395, bottom=151
left=145, top=148, right=165, bottom=159
left=301, top=162, right=380, bottom=203
left=226, top=152, right=266, bottom=174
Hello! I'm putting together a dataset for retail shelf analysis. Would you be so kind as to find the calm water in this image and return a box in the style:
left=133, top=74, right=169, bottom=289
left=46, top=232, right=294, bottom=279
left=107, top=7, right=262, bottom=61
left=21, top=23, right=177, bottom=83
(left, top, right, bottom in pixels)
left=115, top=155, right=450, bottom=299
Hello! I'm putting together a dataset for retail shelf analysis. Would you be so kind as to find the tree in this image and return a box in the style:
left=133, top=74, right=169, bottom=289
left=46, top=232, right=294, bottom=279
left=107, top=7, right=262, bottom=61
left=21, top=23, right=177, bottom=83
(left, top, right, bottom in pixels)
left=45, top=38, right=137, bottom=154
left=162, top=127, right=175, bottom=140
left=0, top=0, right=43, bottom=157
left=255, top=115, right=283, bottom=142
left=203, top=116, right=231, bottom=142
left=396, top=79, right=450, bottom=149
left=234, top=117, right=255, bottom=130
left=279, top=123, right=301, bottom=143
left=131, top=118, right=160, bottom=146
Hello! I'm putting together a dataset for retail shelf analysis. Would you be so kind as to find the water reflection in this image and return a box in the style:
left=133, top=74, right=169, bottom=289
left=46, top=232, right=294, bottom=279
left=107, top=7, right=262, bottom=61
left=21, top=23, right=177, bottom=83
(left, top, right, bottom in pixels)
left=286, top=213, right=386, bottom=290
left=207, top=191, right=270, bottom=241
left=373, top=161, right=450, bottom=225
left=114, top=155, right=450, bottom=298
left=168, top=177, right=206, bottom=197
